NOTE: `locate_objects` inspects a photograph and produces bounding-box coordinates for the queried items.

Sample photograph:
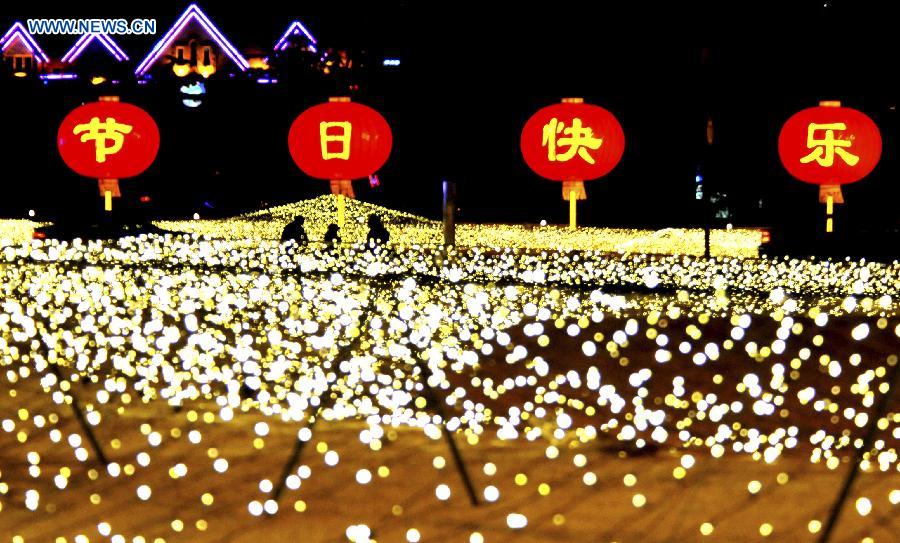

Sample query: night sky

[2,0,898,234]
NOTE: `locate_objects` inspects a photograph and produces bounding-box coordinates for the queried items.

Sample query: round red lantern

[288,99,392,198]
[58,101,160,179]
[778,101,881,232]
[521,98,625,201]
[778,104,881,187]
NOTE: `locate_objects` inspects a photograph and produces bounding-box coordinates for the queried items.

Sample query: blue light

[695,174,703,183]
[179,81,206,95]
[383,58,400,66]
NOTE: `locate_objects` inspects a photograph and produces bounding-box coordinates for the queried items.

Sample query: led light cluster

[156,195,764,256]
[0,200,896,542]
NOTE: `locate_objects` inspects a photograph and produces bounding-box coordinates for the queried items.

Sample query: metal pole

[704,222,711,258]
[337,193,346,228]
[269,291,374,507]
[701,57,713,259]
[270,414,322,505]
[415,357,480,506]
[442,180,456,247]
[270,279,479,509]
[568,190,577,230]
[50,365,109,466]
[817,358,900,543]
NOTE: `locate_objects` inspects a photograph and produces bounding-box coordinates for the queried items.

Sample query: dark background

[2,0,898,236]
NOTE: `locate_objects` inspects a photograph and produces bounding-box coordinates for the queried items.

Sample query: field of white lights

[0,196,897,543]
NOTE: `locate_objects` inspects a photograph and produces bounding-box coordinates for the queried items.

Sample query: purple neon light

[60,33,91,62]
[273,21,317,52]
[40,73,78,80]
[61,33,129,63]
[135,3,249,76]
[0,22,49,63]
[99,34,129,60]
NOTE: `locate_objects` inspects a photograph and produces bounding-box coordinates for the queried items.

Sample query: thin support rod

[415,358,480,507]
[269,415,320,504]
[50,365,109,466]
[818,359,900,543]
[269,282,381,507]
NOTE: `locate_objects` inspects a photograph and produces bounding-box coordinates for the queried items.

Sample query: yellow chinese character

[800,122,859,167]
[320,121,352,160]
[73,117,133,163]
[542,117,602,164]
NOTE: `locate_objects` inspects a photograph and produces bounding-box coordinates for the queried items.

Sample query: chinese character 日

[73,117,133,163]
[542,117,603,164]
[320,121,352,160]
[800,122,859,167]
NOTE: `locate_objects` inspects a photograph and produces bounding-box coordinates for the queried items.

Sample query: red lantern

[778,101,881,232]
[521,99,625,200]
[288,99,392,198]
[778,104,881,189]
[58,101,160,180]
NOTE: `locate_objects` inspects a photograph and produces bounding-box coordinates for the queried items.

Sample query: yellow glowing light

[855,497,872,516]
[196,63,216,78]
[543,117,602,164]
[73,117,133,163]
[320,121,352,160]
[0,193,896,543]
[800,123,859,167]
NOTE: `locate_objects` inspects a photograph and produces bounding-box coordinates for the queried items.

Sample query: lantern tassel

[98,178,121,198]
[818,184,843,204]
[330,179,355,199]
[561,180,586,200]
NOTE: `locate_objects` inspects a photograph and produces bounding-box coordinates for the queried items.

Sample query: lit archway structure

[273,20,318,53]
[134,3,249,79]
[0,22,49,77]
[61,33,129,63]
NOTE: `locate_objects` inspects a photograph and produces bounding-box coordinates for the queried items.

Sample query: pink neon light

[0,22,49,63]
[134,3,248,76]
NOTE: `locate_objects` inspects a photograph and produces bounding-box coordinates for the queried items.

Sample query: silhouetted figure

[366,214,389,246]
[280,215,309,244]
[324,223,341,245]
